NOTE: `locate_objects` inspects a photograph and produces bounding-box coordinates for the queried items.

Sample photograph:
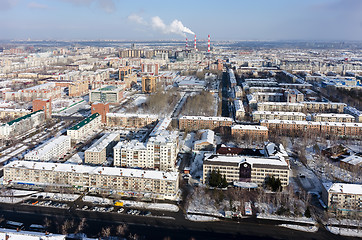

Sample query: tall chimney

[194,35,197,51]
[208,34,210,52]
[186,38,188,50]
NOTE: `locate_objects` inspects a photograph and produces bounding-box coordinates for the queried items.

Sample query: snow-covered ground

[0,196,28,204]
[65,152,84,164]
[179,132,195,152]
[0,189,38,197]
[186,214,220,222]
[82,196,112,205]
[326,226,362,237]
[257,213,316,224]
[328,218,362,227]
[82,196,179,212]
[190,151,204,179]
[34,192,80,201]
[279,224,318,233]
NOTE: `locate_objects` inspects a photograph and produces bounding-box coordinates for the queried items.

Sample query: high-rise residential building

[33,98,52,119]
[91,102,110,124]
[142,76,156,93]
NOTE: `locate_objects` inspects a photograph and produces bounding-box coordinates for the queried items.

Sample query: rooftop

[68,113,100,131]
[3,110,43,127]
[85,133,119,153]
[6,161,179,181]
[323,182,362,195]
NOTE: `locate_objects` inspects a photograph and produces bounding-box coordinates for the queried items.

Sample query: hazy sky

[1,0,362,41]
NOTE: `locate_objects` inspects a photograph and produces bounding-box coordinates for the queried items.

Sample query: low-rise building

[67,113,102,142]
[106,113,158,128]
[0,110,45,139]
[312,113,355,123]
[344,106,362,123]
[231,125,268,141]
[203,152,290,187]
[24,136,71,161]
[3,161,179,200]
[194,129,214,151]
[0,108,31,120]
[84,133,120,165]
[179,116,233,131]
[89,86,124,104]
[252,111,306,122]
[322,182,362,217]
[284,89,304,103]
[234,100,245,121]
[339,155,362,173]
[260,119,362,138]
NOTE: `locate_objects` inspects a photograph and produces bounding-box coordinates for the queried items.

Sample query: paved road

[0,203,358,240]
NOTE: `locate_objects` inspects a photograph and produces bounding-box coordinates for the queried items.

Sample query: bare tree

[101,226,111,238]
[116,223,128,236]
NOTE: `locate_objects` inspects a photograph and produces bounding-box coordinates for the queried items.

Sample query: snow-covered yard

[186,214,220,222]
[279,224,318,233]
[257,213,316,224]
[326,226,362,238]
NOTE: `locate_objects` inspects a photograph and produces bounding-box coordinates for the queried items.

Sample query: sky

[0,0,362,41]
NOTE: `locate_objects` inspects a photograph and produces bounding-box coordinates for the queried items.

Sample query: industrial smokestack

[208,34,210,52]
[186,38,188,50]
[194,35,197,51]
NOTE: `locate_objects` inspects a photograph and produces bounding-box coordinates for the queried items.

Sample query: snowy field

[186,214,220,222]
[279,224,318,233]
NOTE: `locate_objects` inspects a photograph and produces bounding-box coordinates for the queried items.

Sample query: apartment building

[284,89,304,103]
[260,119,362,138]
[67,113,102,142]
[234,100,245,121]
[257,102,305,112]
[194,129,215,151]
[179,116,233,131]
[252,111,306,122]
[114,131,178,171]
[312,113,355,123]
[344,106,362,123]
[0,109,31,120]
[3,83,61,102]
[33,98,51,119]
[339,155,362,173]
[106,113,158,128]
[119,66,137,88]
[203,154,290,187]
[89,86,124,104]
[322,182,362,217]
[84,133,120,165]
[3,161,179,200]
[231,125,269,140]
[142,76,157,93]
[24,136,71,161]
[257,102,346,113]
[0,110,44,139]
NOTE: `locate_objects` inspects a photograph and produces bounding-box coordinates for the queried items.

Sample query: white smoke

[151,16,195,36]
[128,14,195,37]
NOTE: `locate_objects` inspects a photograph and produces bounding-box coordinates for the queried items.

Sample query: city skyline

[1,0,362,41]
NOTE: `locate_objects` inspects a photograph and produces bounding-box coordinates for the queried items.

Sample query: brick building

[33,98,52,119]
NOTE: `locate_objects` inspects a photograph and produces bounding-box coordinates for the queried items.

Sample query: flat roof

[323,182,362,195]
[180,115,233,122]
[340,155,362,166]
[85,133,119,153]
[204,154,289,167]
[232,125,268,131]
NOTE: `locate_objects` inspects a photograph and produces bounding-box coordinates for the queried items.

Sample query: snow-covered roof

[257,102,304,107]
[24,136,70,159]
[314,113,355,119]
[340,155,362,166]
[194,129,214,146]
[260,119,362,127]
[180,116,233,122]
[150,118,171,137]
[253,111,306,116]
[323,182,362,195]
[114,140,147,151]
[204,154,289,167]
[85,133,119,153]
[6,161,178,181]
[106,112,158,119]
[232,125,268,131]
[234,100,245,112]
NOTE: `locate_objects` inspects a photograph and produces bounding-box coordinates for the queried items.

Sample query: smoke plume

[128,14,194,37]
